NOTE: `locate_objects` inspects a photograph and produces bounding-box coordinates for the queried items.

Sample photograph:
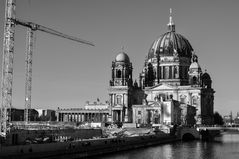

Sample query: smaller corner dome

[115,52,130,63]
[189,62,201,69]
[202,72,211,80]
[201,72,212,88]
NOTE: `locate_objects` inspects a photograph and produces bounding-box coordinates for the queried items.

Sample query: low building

[35,109,56,121]
[223,115,233,126]
[56,102,109,123]
[9,108,39,121]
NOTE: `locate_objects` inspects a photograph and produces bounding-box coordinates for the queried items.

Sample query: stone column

[124,94,128,122]
[124,109,128,122]
[82,113,84,122]
[61,113,63,122]
[72,113,75,122]
[59,113,61,122]
[151,110,154,124]
[67,113,69,122]
[112,94,115,106]
[125,94,128,106]
[176,66,179,79]
[188,93,192,105]
[56,111,59,122]
[77,113,79,122]
[122,67,125,85]
[123,93,125,106]
[100,113,102,122]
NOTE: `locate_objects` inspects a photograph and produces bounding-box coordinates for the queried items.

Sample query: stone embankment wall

[6,128,102,145]
[0,134,178,159]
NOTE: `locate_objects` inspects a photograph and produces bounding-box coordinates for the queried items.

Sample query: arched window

[192,96,198,106]
[116,95,122,105]
[192,76,197,85]
[116,70,121,78]
[165,66,169,79]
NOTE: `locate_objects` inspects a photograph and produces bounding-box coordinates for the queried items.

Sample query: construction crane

[14,18,94,123]
[1,0,94,137]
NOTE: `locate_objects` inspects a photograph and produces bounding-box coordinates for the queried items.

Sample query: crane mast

[0,0,16,136]
[24,28,34,122]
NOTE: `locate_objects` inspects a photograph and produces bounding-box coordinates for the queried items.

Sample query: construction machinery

[15,18,94,123]
[1,0,94,137]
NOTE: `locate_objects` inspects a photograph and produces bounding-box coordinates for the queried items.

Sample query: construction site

[0,0,100,143]
[0,0,169,147]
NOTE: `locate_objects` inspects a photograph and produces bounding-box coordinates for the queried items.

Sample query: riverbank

[0,133,179,159]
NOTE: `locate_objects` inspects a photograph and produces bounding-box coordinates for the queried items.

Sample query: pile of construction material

[103,126,166,138]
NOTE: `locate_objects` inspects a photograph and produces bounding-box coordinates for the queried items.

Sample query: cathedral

[108,10,215,125]
[57,10,215,126]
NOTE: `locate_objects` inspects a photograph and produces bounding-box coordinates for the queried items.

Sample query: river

[91,132,239,159]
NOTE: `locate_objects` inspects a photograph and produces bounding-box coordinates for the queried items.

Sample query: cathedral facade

[109,11,215,125]
[57,10,215,126]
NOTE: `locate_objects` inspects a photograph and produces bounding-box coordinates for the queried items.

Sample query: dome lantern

[167,8,175,32]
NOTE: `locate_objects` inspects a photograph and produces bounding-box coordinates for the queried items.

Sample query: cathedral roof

[115,52,130,63]
[147,9,193,59]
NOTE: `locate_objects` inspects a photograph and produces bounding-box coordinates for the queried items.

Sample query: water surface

[92,133,239,159]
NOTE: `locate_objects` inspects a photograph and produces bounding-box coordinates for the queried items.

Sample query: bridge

[177,127,200,140]
[198,126,239,131]
[176,126,238,141]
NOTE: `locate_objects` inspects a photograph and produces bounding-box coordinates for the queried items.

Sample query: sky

[0,0,239,116]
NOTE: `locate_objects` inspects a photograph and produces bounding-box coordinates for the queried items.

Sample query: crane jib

[14,18,95,46]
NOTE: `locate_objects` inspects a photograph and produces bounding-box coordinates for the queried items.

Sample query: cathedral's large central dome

[148,31,193,59]
[141,9,196,87]
[147,9,193,60]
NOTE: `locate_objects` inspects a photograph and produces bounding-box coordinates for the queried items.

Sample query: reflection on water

[92,133,239,159]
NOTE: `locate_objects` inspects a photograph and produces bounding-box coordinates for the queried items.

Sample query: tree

[213,112,224,125]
